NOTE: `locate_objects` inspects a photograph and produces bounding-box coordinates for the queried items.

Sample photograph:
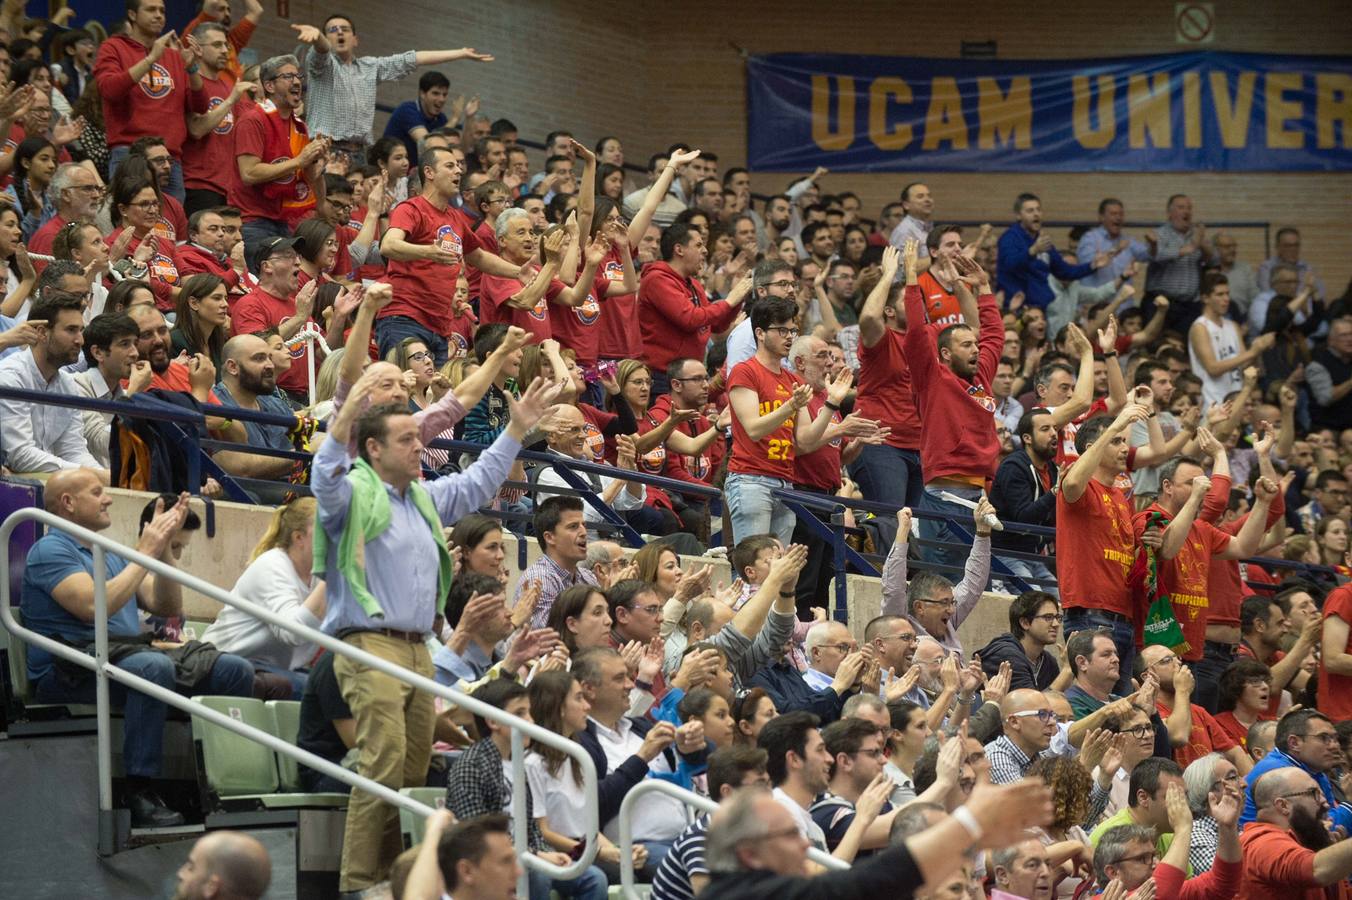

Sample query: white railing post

[0,507,599,872]
[92,545,116,856]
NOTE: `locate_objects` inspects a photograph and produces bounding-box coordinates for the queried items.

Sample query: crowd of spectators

[4,2,1352,900]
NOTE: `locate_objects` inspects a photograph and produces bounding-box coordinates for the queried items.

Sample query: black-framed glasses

[673,374,710,384]
[1280,787,1323,803]
[327,199,353,215]
[1116,725,1154,739]
[1032,613,1063,624]
[878,633,918,644]
[764,326,798,338]
[1113,850,1159,867]
[767,279,799,289]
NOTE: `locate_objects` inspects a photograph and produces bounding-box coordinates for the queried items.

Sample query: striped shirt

[650,814,710,900]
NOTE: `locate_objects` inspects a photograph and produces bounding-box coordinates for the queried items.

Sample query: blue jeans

[999,557,1059,598]
[109,146,185,203]
[918,484,987,580]
[725,472,795,547]
[528,863,608,900]
[35,649,255,777]
[1062,607,1136,696]
[847,444,923,510]
[240,218,292,271]
[375,315,450,367]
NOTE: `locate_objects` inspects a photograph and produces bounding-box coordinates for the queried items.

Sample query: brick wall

[245,0,1352,293]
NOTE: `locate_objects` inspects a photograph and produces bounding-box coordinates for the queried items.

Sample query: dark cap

[248,236,301,275]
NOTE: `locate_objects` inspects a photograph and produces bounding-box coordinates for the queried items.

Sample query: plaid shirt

[514,554,599,630]
[984,734,1044,784]
[1188,815,1220,874]
[445,737,543,852]
[1144,224,1208,301]
[304,49,417,142]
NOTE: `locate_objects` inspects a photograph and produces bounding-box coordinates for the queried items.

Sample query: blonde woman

[201,498,326,697]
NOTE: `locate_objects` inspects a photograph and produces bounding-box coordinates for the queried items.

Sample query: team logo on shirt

[574,291,601,325]
[150,253,179,285]
[208,97,235,134]
[966,384,997,413]
[583,421,604,462]
[435,225,463,265]
[685,451,710,480]
[270,156,296,184]
[152,217,176,242]
[139,63,174,98]
[449,332,470,356]
[639,444,666,475]
[603,259,624,282]
[528,294,548,321]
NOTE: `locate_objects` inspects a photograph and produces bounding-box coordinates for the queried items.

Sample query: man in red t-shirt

[639,357,723,540]
[181,21,256,217]
[231,236,320,403]
[1134,446,1275,662]
[788,332,885,612]
[726,295,851,546]
[1058,400,1152,694]
[1242,768,1352,900]
[183,0,263,86]
[1138,644,1251,773]
[851,244,925,511]
[229,54,328,259]
[1238,595,1321,719]
[1319,582,1352,723]
[376,145,528,365]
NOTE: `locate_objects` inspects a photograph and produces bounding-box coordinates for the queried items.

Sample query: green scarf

[313,458,451,618]
[1140,509,1189,655]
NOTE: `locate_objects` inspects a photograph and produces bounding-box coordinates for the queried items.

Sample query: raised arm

[628,148,701,248]
[795,368,855,454]
[413,47,494,66]
[1061,402,1149,503]
[1158,474,1210,560]
[1048,324,1095,429]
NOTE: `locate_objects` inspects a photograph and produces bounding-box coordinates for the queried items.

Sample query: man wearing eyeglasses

[983,689,1059,784]
[811,719,897,858]
[724,258,795,373]
[640,357,723,542]
[1137,645,1252,775]
[726,295,844,546]
[291,15,492,153]
[181,21,257,217]
[1243,766,1352,900]
[1241,709,1352,835]
[27,163,103,262]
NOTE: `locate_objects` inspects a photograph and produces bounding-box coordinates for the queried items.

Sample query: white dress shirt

[0,348,98,472]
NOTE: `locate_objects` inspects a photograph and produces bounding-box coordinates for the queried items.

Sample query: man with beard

[991,408,1059,590]
[126,304,244,441]
[181,21,256,216]
[760,711,835,853]
[230,54,329,254]
[990,836,1053,900]
[1242,709,1352,834]
[184,0,265,85]
[171,830,271,900]
[1243,767,1352,900]
[27,162,104,260]
[210,334,295,481]
[976,592,1061,692]
[0,292,104,476]
[232,236,321,404]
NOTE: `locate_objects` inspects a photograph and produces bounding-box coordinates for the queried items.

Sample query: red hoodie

[902,284,1004,484]
[638,262,738,372]
[1199,471,1286,627]
[94,34,206,155]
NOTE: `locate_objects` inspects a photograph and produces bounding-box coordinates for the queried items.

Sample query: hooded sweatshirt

[638,261,739,372]
[94,34,205,154]
[976,632,1060,692]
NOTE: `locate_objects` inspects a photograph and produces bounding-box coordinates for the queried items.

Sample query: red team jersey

[1058,479,1137,619]
[727,357,803,482]
[378,197,481,336]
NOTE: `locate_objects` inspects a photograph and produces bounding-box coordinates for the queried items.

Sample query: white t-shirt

[773,786,828,851]
[526,751,588,838]
[201,547,319,669]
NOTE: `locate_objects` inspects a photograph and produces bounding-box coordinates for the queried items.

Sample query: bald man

[211,334,297,482]
[20,472,253,827]
[1136,644,1251,775]
[172,831,272,900]
[983,689,1058,783]
[1243,767,1352,900]
[535,404,651,536]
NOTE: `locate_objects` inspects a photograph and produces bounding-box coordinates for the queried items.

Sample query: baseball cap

[248,236,301,274]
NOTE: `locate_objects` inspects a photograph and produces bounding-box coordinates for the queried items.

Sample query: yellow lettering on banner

[1128,72,1172,148]
[1182,71,1203,148]
[869,77,913,150]
[1316,73,1352,148]
[1210,71,1255,148]
[976,77,1032,149]
[922,77,970,149]
[1072,75,1116,149]
[811,75,855,151]
[1266,72,1304,148]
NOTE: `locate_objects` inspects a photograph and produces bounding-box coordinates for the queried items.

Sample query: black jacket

[989,448,1057,554]
[976,632,1060,692]
[702,840,922,900]
[575,715,707,828]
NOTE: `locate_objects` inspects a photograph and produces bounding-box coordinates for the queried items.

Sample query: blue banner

[746,51,1352,172]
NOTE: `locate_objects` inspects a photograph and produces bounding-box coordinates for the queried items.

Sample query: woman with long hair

[544,585,612,657]
[732,687,777,746]
[633,543,685,601]
[200,498,325,697]
[367,136,409,203]
[448,513,509,582]
[170,273,230,367]
[294,217,338,292]
[108,177,178,311]
[597,163,624,202]
[1025,755,1096,898]
[526,670,643,882]
[1316,516,1350,571]
[0,199,36,318]
[7,136,57,241]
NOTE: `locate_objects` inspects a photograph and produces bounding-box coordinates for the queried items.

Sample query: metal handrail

[0,507,599,893]
[615,779,847,899]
